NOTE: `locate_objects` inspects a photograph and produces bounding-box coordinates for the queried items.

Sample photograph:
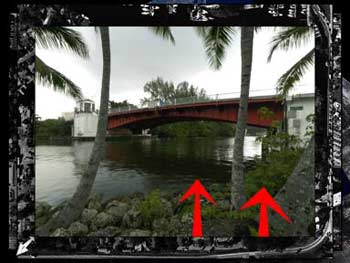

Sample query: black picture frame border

[8,3,340,259]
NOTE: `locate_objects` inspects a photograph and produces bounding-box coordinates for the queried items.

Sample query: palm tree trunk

[231,27,254,210]
[38,27,111,234]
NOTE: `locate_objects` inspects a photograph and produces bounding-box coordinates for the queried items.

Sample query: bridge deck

[107,95,284,130]
[108,95,282,117]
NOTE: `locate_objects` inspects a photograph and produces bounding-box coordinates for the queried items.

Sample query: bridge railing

[109,89,277,114]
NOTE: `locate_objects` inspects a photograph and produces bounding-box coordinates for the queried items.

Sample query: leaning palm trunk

[38,27,111,234]
[231,27,254,210]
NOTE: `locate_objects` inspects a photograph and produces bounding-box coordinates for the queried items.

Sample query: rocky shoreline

[36,184,252,237]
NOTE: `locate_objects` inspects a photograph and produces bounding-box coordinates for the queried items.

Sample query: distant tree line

[35,116,72,143]
[141,77,236,137]
[151,121,235,138]
[109,100,137,110]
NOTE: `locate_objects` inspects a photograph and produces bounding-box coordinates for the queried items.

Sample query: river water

[36,137,261,206]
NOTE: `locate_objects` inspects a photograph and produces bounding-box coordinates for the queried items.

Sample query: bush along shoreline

[36,185,259,237]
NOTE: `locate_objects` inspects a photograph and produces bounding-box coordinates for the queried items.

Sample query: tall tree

[141,77,206,105]
[38,27,111,234]
[267,27,314,97]
[38,27,175,234]
[34,27,89,99]
[196,26,255,209]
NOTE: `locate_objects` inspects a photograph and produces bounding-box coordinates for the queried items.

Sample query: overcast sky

[36,27,314,120]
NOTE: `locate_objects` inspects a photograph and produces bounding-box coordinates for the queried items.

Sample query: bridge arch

[107,97,284,131]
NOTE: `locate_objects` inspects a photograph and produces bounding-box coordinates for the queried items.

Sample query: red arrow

[240,187,292,237]
[179,179,216,237]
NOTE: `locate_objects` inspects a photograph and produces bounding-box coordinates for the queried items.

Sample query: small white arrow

[16,236,34,256]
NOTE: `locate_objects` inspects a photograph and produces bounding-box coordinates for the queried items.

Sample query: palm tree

[196,26,255,210]
[37,27,110,234]
[34,27,89,99]
[267,27,314,97]
[37,27,175,234]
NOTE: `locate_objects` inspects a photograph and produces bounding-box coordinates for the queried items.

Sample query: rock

[51,228,70,237]
[81,208,98,225]
[152,218,169,232]
[152,217,183,236]
[106,200,127,210]
[128,229,151,237]
[168,217,184,235]
[89,222,98,232]
[94,212,114,229]
[180,213,192,224]
[88,226,122,237]
[36,202,51,218]
[68,221,89,236]
[130,198,142,208]
[106,204,128,225]
[122,208,142,229]
[120,229,130,236]
[87,193,102,211]
[104,226,122,236]
[87,199,102,211]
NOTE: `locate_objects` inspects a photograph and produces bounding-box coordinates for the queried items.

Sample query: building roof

[77,99,95,103]
[286,93,315,101]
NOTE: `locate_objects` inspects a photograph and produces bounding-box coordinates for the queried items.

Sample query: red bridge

[107,95,284,131]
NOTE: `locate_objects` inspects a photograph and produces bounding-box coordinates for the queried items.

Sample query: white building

[73,99,98,138]
[286,93,315,140]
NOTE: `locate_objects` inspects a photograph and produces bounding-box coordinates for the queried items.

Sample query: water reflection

[36,137,261,206]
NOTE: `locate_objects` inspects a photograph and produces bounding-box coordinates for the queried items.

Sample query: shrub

[138,189,171,227]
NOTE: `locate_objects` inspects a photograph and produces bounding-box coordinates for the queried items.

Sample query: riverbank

[36,184,258,237]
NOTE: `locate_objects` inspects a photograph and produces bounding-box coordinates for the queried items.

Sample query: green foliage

[245,148,302,197]
[34,27,89,58]
[257,106,275,120]
[34,27,89,99]
[276,49,314,98]
[35,117,72,142]
[228,208,257,221]
[141,77,207,106]
[109,100,137,110]
[248,225,259,237]
[197,26,236,70]
[36,56,83,99]
[151,121,235,138]
[267,27,314,97]
[138,189,170,227]
[246,126,303,198]
[267,27,313,62]
[148,27,175,44]
[202,206,224,220]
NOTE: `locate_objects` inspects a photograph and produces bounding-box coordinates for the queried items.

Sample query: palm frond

[200,26,235,70]
[267,27,313,62]
[254,26,262,34]
[35,56,83,99]
[277,48,314,97]
[194,27,209,38]
[148,27,175,44]
[34,27,89,58]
